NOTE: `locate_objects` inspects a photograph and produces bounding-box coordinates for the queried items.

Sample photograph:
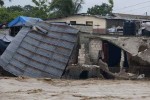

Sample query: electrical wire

[113,0,150,11]
[121,5,150,13]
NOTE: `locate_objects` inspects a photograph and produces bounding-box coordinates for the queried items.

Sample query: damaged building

[0,21,79,78]
[0,13,150,79]
[87,35,150,76]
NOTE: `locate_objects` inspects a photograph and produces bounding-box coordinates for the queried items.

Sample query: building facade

[47,15,108,34]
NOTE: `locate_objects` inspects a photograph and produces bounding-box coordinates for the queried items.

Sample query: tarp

[8,16,43,27]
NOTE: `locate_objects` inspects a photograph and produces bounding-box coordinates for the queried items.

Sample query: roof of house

[0,21,79,78]
[112,13,150,20]
[46,14,112,21]
[47,13,150,22]
[8,16,43,27]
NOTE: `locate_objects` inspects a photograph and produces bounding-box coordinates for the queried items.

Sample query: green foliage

[0,0,84,23]
[7,5,24,12]
[32,0,50,12]
[32,0,51,19]
[73,0,84,13]
[0,0,4,6]
[87,0,114,16]
[24,5,34,11]
[109,0,114,7]
[0,4,48,23]
[50,0,74,17]
[0,7,23,23]
[50,0,84,18]
[29,7,49,19]
[0,8,10,23]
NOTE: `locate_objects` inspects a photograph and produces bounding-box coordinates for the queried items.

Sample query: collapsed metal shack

[0,21,79,78]
[88,35,150,76]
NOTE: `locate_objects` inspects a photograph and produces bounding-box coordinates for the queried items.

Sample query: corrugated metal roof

[0,22,79,78]
[113,13,150,20]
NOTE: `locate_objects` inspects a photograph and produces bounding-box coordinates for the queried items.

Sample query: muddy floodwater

[0,77,150,100]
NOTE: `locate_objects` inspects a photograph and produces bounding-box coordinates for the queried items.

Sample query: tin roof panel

[0,22,79,78]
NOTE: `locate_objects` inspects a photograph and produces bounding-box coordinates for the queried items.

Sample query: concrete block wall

[89,39,102,64]
[63,65,103,79]
[78,44,86,65]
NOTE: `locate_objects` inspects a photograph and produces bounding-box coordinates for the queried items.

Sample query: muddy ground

[0,77,150,100]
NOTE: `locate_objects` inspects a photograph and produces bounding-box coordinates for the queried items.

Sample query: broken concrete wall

[89,38,102,64]
[88,36,150,77]
[78,44,86,65]
[79,32,90,52]
[63,65,103,79]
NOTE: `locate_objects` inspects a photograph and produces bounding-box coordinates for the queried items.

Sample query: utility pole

[146,12,148,16]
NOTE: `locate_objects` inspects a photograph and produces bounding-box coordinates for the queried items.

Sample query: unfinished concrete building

[87,35,150,77]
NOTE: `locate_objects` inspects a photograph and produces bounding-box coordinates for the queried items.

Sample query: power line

[113,0,150,11]
[121,5,150,13]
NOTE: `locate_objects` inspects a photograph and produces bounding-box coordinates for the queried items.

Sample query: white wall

[47,15,107,29]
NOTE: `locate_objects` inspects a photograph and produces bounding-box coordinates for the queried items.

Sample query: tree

[0,0,12,7]
[31,0,84,18]
[87,0,114,16]
[50,0,84,18]
[109,0,114,12]
[0,0,4,6]
[0,7,23,23]
[32,0,50,12]
[0,4,24,23]
[73,0,84,14]
[32,0,51,19]
[7,5,23,12]
[0,8,10,23]
[23,5,35,17]
[50,0,74,17]
[24,5,34,12]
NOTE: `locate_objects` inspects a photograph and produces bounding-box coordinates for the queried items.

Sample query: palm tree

[50,0,84,17]
[50,0,74,17]
[73,0,84,14]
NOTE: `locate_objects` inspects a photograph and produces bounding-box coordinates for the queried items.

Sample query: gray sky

[4,0,150,15]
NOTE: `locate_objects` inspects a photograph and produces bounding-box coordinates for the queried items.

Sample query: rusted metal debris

[0,21,79,78]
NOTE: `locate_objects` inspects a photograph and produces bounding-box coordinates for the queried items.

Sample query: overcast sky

[4,0,150,15]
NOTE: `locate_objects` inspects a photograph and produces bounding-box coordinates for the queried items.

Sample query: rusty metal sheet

[0,22,79,78]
